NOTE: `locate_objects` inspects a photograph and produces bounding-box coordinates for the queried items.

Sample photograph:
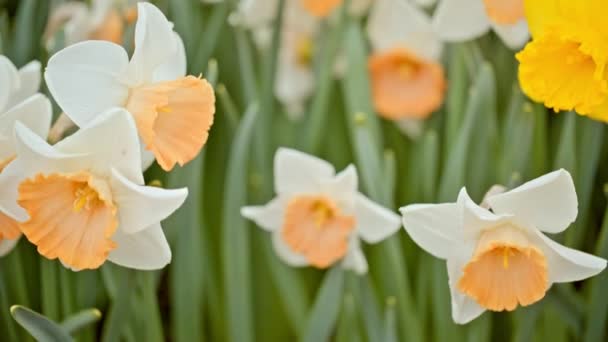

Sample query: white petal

[0,237,19,257]
[0,55,19,111]
[400,202,461,259]
[447,255,486,324]
[274,39,315,113]
[491,20,530,50]
[486,169,577,234]
[241,196,287,232]
[128,3,177,84]
[108,223,171,270]
[321,165,358,211]
[7,61,41,108]
[110,169,188,234]
[367,0,442,60]
[152,33,187,82]
[355,193,400,244]
[274,148,335,195]
[272,230,308,267]
[0,159,30,221]
[44,41,130,127]
[458,188,509,237]
[432,0,491,43]
[0,94,52,160]
[341,237,368,274]
[55,108,144,183]
[141,148,156,171]
[532,230,606,284]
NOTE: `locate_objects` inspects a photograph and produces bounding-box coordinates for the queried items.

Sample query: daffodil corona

[45,3,215,171]
[242,148,401,273]
[400,170,606,323]
[0,110,187,270]
[516,0,608,121]
[0,56,51,257]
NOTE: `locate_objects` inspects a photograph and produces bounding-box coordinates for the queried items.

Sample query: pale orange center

[483,0,525,25]
[295,35,314,67]
[18,172,118,270]
[282,196,355,268]
[126,76,216,171]
[90,9,124,44]
[0,156,20,242]
[301,0,343,17]
[368,48,446,121]
[458,226,548,312]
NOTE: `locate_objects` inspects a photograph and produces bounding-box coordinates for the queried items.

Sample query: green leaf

[383,297,398,342]
[222,105,259,342]
[10,305,73,342]
[60,309,102,334]
[303,267,345,342]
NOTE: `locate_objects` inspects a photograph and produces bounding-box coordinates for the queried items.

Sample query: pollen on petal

[282,196,355,268]
[126,76,216,171]
[483,0,524,25]
[90,9,124,44]
[457,226,548,312]
[368,48,446,121]
[17,172,118,270]
[301,0,343,18]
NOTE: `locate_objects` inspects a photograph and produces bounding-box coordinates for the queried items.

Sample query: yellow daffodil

[0,56,51,257]
[45,3,215,171]
[401,170,606,324]
[0,110,186,270]
[516,0,608,121]
[242,148,401,274]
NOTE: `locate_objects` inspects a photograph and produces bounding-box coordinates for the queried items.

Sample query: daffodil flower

[45,2,215,171]
[241,148,401,274]
[517,0,608,121]
[0,56,51,257]
[401,170,606,324]
[0,109,187,270]
[433,0,529,49]
[367,0,445,132]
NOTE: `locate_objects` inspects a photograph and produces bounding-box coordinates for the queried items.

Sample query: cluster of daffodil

[0,0,607,337]
[0,3,215,271]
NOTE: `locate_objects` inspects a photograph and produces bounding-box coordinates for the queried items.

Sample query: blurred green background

[0,0,607,341]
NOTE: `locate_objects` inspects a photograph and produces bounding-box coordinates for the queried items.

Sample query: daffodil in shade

[517,1,608,121]
[400,170,606,324]
[45,2,215,171]
[241,148,401,274]
[0,109,187,270]
[0,56,51,257]
[367,0,445,132]
[432,0,529,49]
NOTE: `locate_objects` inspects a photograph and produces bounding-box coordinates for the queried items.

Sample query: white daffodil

[0,56,51,257]
[45,2,215,172]
[366,0,445,137]
[0,109,187,271]
[241,148,401,274]
[432,0,529,49]
[401,170,607,324]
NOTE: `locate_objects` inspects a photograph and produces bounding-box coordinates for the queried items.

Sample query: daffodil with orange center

[401,170,607,324]
[0,109,187,270]
[242,148,401,273]
[45,2,215,171]
[366,0,445,131]
[0,55,51,257]
[516,0,608,121]
[432,0,529,49]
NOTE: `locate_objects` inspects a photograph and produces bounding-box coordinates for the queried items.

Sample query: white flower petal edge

[241,196,287,232]
[44,41,130,126]
[0,237,20,257]
[342,237,368,274]
[490,20,530,50]
[8,61,42,108]
[272,230,308,267]
[274,147,335,195]
[367,0,442,61]
[110,169,188,234]
[108,223,172,270]
[447,256,485,324]
[0,55,20,111]
[487,169,577,234]
[432,0,490,43]
[356,193,401,244]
